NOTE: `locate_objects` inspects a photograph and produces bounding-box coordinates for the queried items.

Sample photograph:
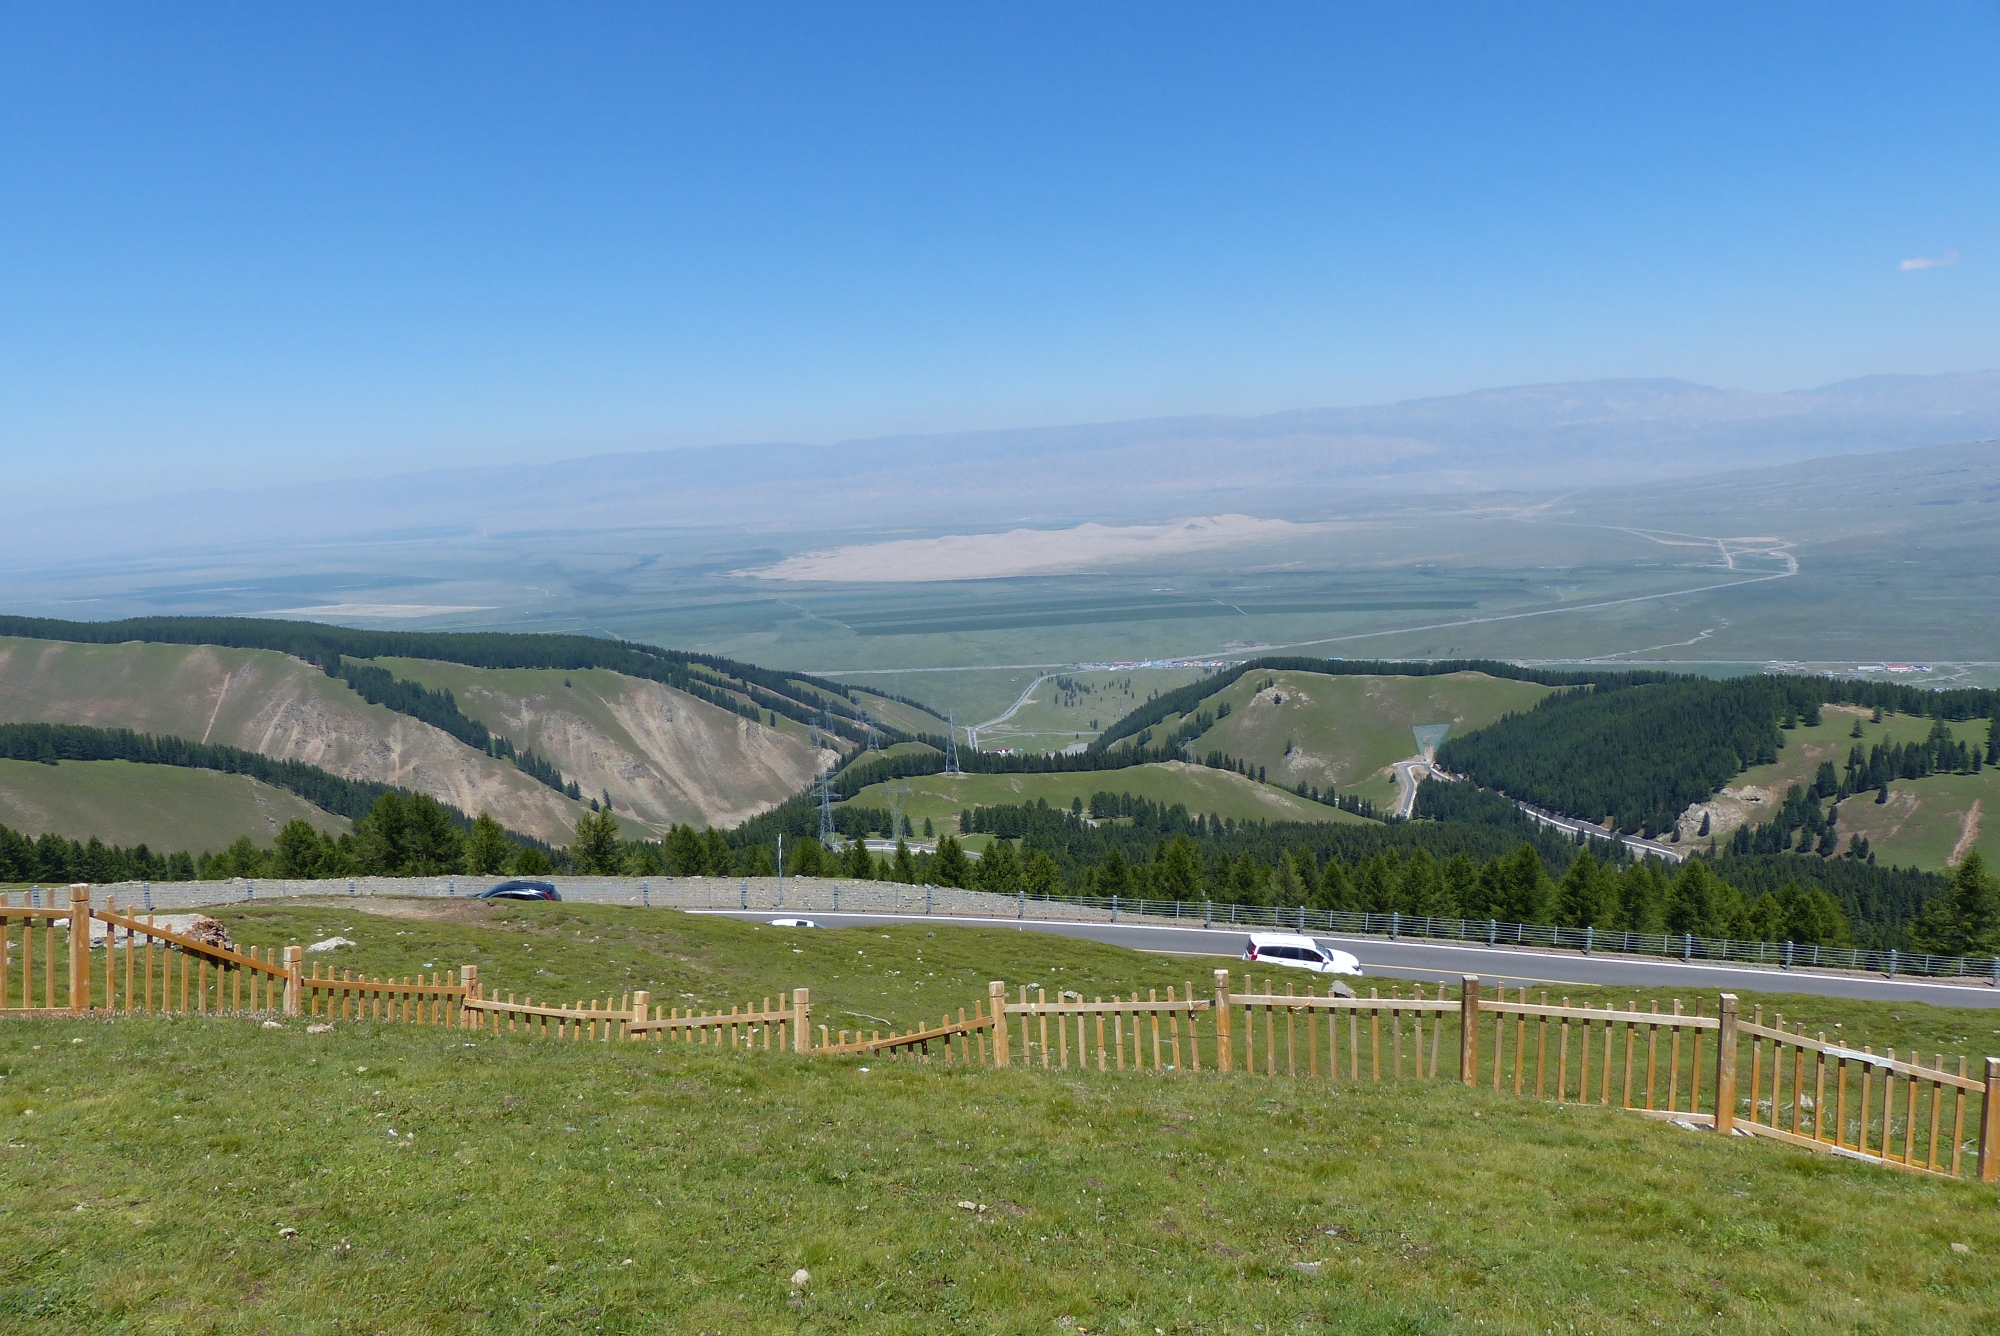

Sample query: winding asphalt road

[694,909,2000,1008]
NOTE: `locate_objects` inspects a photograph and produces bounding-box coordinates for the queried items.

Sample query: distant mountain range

[10,371,2000,564]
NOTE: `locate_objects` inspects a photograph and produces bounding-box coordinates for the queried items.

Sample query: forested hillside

[1437,678,1788,835]
[1435,674,1998,838]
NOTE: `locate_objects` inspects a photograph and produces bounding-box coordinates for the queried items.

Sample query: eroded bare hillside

[0,636,589,843]
[373,658,835,831]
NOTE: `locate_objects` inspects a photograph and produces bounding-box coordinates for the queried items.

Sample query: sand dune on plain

[741,514,1319,582]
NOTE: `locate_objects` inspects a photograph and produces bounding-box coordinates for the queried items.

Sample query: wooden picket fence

[299,962,467,1025]
[816,990,999,1063]
[0,898,72,1014]
[7,885,1999,1184]
[1728,1002,1985,1177]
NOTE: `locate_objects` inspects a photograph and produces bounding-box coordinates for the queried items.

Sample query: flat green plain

[2,901,1997,1334]
[0,758,348,853]
[843,760,1374,832]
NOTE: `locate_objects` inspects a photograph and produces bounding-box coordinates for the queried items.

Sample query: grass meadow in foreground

[0,903,1996,1334]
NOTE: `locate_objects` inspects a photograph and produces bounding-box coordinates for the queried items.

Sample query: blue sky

[4,3,1996,500]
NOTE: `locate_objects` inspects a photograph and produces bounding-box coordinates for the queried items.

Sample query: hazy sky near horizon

[4,4,1997,502]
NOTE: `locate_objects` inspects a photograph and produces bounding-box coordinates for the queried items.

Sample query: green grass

[843,761,1374,835]
[1731,706,1941,800]
[1191,671,1553,800]
[969,669,1210,753]
[845,692,948,739]
[4,901,1999,1334]
[836,741,938,779]
[1699,706,1995,869]
[1835,771,1997,871]
[0,758,348,853]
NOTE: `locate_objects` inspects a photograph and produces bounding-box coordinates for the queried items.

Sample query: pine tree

[932,835,970,888]
[1911,853,2000,956]
[665,824,705,876]
[978,839,1022,894]
[1093,845,1131,896]
[570,807,623,875]
[463,812,513,875]
[1272,850,1306,904]
[1024,850,1061,897]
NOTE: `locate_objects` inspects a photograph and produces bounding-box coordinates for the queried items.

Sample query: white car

[768,918,820,929]
[1243,932,1361,976]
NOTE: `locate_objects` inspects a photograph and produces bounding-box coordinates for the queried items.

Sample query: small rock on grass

[306,1024,333,1034]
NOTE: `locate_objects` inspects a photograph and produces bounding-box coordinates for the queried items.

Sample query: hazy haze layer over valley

[7,373,1998,722]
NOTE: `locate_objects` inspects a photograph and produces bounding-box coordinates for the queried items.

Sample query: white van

[1243,932,1362,977]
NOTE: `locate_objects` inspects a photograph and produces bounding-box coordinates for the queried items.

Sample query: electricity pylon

[943,710,963,777]
[817,769,837,849]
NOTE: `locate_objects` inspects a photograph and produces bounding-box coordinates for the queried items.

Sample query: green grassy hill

[0,635,590,843]
[970,668,1209,752]
[1191,670,1552,806]
[844,760,1375,833]
[844,689,949,738]
[0,758,348,854]
[4,901,1994,1333]
[372,657,831,836]
[1834,771,1995,870]
[1685,705,1996,869]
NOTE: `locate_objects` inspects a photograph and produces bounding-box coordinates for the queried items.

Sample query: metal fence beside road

[25,874,1997,987]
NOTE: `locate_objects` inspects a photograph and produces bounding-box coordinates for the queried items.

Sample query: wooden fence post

[630,990,650,1040]
[1979,1056,2000,1184]
[793,988,811,1053]
[68,885,92,1013]
[1714,994,1739,1134]
[282,946,303,1017]
[459,965,479,1029]
[1213,969,1233,1072]
[1459,975,1479,1085]
[989,981,1010,1067]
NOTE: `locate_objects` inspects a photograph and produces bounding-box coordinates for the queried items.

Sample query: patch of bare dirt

[0,638,588,843]
[455,673,826,832]
[289,896,497,925]
[1678,784,1774,842]
[1949,798,1983,866]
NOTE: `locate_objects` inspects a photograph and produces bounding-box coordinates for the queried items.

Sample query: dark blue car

[477,879,561,901]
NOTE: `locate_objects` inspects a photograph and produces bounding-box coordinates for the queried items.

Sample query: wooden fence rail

[629,988,806,1052]
[1468,986,1719,1122]
[0,899,73,1013]
[7,886,2000,1185]
[816,994,997,1065]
